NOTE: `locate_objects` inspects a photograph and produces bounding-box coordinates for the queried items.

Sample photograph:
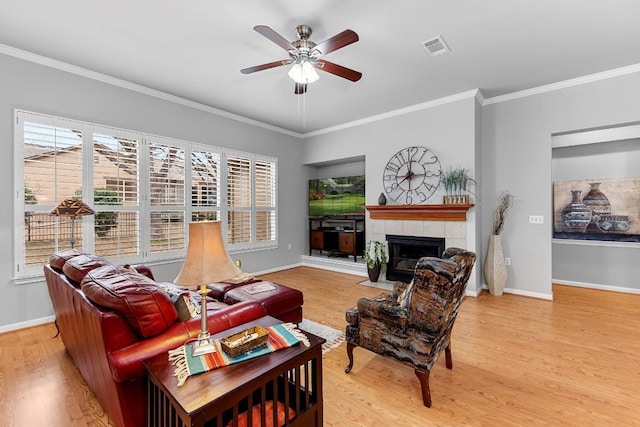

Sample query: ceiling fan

[241,24,362,95]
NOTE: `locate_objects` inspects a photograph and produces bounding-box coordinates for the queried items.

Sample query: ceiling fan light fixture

[288,60,319,84]
[242,24,360,92]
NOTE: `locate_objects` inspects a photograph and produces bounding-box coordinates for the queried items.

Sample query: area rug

[298,319,345,355]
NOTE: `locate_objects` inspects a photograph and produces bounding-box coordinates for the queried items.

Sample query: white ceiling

[2,1,640,135]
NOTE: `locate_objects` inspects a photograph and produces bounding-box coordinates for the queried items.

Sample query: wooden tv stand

[309,215,365,262]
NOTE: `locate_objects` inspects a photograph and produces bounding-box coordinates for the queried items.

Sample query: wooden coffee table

[144,316,325,427]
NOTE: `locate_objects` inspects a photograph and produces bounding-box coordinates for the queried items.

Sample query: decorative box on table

[220,325,270,358]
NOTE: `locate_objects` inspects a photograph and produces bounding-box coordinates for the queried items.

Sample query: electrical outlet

[288,243,292,250]
[504,257,511,266]
[529,215,544,224]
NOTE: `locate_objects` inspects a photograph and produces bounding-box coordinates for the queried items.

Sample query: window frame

[14,110,278,281]
[224,149,278,252]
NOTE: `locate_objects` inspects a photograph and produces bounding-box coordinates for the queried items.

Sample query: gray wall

[311,160,366,180]
[0,53,308,329]
[483,71,640,298]
[3,49,639,329]
[303,95,481,290]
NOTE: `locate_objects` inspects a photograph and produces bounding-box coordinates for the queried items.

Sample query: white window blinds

[15,110,278,280]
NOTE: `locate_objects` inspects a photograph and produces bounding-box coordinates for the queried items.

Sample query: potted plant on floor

[485,191,514,296]
[364,240,388,282]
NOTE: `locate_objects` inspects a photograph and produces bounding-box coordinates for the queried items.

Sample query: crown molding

[302,89,480,138]
[0,44,303,138]
[483,63,640,105]
[474,89,486,105]
[4,43,640,139]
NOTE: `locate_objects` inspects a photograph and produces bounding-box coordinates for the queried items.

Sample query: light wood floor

[1,267,639,426]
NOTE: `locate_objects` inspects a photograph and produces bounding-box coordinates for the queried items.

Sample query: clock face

[383,146,442,204]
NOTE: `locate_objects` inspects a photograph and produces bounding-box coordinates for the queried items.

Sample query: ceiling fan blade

[315,60,362,82]
[241,59,291,74]
[254,25,296,51]
[313,29,359,55]
[294,83,308,95]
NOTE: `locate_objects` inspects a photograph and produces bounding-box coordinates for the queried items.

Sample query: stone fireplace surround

[369,218,468,254]
[368,217,468,281]
[302,204,475,292]
[386,234,446,282]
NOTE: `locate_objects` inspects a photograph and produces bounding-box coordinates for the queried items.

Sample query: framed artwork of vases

[553,177,640,242]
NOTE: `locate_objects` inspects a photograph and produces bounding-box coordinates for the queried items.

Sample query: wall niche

[551,122,640,293]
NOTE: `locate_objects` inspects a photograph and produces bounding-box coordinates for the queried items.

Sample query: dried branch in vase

[492,191,514,235]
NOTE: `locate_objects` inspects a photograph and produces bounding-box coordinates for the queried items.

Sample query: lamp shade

[174,221,241,287]
[49,199,95,218]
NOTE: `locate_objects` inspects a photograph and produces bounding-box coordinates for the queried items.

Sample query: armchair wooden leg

[414,369,432,407]
[445,344,452,369]
[345,342,356,373]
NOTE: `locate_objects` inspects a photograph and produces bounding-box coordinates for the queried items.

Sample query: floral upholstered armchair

[345,247,476,407]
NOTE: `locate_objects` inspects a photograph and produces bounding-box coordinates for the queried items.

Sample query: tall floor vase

[484,235,507,296]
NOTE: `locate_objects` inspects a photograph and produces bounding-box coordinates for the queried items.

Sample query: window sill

[13,274,47,286]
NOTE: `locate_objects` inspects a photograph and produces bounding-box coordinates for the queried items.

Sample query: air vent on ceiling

[421,35,450,57]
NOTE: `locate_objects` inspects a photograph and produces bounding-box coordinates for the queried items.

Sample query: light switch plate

[529,215,544,224]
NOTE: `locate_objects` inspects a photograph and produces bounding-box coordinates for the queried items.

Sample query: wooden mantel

[365,204,474,221]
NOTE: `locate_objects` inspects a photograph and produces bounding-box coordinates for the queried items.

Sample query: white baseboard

[553,279,640,295]
[253,262,304,276]
[465,286,483,297]
[300,255,368,277]
[480,284,554,300]
[0,315,55,334]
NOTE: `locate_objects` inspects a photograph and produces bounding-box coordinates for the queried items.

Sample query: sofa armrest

[108,301,267,382]
[356,294,408,329]
[130,264,154,280]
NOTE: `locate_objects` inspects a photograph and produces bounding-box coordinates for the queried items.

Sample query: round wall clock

[383,146,442,204]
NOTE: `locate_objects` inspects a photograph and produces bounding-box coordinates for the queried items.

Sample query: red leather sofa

[44,249,277,427]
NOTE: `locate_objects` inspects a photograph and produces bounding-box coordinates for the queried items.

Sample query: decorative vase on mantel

[484,234,507,296]
[367,262,381,282]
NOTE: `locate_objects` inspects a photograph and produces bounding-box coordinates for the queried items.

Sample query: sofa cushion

[49,249,83,272]
[62,253,113,286]
[81,266,178,338]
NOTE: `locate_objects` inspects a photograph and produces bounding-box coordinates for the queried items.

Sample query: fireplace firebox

[386,235,446,282]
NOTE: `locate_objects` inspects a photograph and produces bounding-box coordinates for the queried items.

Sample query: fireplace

[386,235,446,282]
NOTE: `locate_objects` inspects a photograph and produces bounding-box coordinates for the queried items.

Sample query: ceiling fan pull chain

[302,88,307,129]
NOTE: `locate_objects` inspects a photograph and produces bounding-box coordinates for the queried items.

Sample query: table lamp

[49,199,96,249]
[174,221,241,356]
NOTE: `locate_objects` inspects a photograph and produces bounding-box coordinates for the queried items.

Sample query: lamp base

[190,284,216,356]
[191,333,216,356]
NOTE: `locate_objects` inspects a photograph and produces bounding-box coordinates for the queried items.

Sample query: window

[92,131,141,259]
[226,152,277,250]
[14,110,278,279]
[255,160,277,243]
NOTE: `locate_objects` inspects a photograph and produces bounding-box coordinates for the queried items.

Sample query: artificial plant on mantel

[484,191,514,296]
[442,166,475,204]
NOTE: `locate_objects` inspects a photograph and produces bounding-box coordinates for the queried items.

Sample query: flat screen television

[308,175,365,217]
